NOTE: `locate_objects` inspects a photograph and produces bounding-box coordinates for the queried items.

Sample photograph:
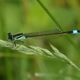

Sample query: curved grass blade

[37,0,63,31]
[50,44,80,71]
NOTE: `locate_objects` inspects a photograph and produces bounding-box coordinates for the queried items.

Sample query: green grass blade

[50,44,80,71]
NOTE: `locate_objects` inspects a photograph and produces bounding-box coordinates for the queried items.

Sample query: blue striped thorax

[8,33,26,41]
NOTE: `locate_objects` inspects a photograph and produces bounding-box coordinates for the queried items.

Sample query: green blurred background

[0,0,80,80]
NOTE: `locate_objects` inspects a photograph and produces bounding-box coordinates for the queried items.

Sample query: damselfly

[8,0,79,45]
[8,29,80,42]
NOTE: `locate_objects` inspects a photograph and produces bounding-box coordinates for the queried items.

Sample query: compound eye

[8,33,13,41]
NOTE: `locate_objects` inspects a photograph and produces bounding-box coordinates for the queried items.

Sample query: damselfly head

[8,33,14,41]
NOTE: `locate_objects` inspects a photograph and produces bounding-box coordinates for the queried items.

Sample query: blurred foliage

[0,0,80,80]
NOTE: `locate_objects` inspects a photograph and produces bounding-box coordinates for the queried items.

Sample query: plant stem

[37,0,63,31]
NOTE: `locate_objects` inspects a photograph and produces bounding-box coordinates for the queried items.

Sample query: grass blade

[50,44,80,71]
